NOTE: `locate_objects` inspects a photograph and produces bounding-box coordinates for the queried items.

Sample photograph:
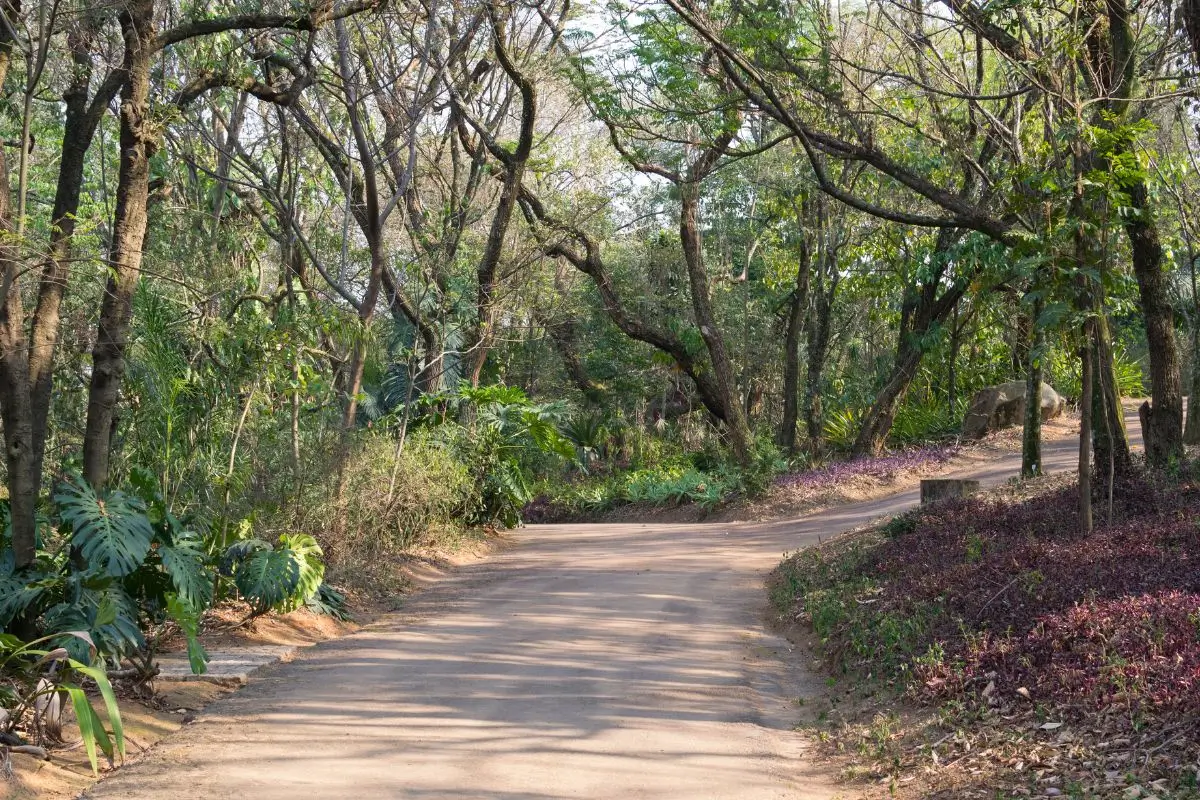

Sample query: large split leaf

[158,530,212,610]
[232,533,324,613]
[54,478,153,577]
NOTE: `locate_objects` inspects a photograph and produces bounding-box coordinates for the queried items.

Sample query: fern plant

[823,406,865,452]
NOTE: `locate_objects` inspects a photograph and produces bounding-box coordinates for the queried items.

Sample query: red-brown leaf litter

[864,471,1200,713]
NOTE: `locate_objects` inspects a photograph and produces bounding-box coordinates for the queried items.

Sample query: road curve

[84,425,1120,799]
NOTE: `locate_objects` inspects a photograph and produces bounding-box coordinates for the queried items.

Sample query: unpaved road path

[85,427,1118,799]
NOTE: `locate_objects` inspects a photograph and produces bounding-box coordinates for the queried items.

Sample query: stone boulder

[962,380,1065,439]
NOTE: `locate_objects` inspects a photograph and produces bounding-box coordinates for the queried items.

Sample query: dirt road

[84,431,1104,799]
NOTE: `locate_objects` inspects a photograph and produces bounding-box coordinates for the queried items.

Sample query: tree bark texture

[1079,327,1095,536]
[777,242,810,454]
[0,0,37,565]
[679,177,753,467]
[1123,178,1184,466]
[82,0,157,489]
[803,254,838,450]
[1021,297,1044,478]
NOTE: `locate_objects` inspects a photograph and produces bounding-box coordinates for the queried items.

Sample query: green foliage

[306,584,350,621]
[0,631,124,775]
[889,397,967,446]
[55,478,154,578]
[227,534,325,615]
[823,406,864,452]
[771,545,941,680]
[1,471,330,675]
[285,428,475,559]
[535,438,782,517]
[1046,342,1146,399]
[560,413,610,468]
[882,513,918,539]
[412,383,577,527]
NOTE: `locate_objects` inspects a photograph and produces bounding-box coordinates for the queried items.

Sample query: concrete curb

[156,644,299,684]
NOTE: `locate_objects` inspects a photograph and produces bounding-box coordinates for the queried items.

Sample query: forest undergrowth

[771,463,1200,798]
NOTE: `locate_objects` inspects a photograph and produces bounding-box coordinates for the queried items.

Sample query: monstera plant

[0,470,328,677]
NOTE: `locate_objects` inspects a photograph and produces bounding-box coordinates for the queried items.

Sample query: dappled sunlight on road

[85,423,1134,800]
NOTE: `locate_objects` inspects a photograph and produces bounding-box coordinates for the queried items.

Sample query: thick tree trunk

[851,343,924,457]
[0,2,37,566]
[82,0,156,490]
[1124,179,1184,466]
[680,181,753,467]
[852,230,966,457]
[29,31,115,489]
[537,309,602,404]
[0,220,38,566]
[777,244,810,455]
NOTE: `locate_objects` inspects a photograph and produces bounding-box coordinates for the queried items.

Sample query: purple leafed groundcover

[873,472,1200,713]
[774,445,960,492]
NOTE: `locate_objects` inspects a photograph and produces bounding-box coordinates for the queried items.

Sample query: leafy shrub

[295,429,474,558]
[823,406,864,451]
[0,471,329,675]
[882,512,918,538]
[1047,343,1146,399]
[560,413,610,468]
[889,397,965,446]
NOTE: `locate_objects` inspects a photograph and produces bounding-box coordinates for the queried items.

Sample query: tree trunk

[1124,179,1184,466]
[82,0,156,490]
[1089,310,1131,472]
[0,1,37,566]
[803,266,837,451]
[1079,326,1094,536]
[1021,297,1044,478]
[537,309,602,404]
[679,180,753,467]
[464,4,537,387]
[1187,320,1200,445]
[851,342,923,456]
[0,219,38,566]
[947,304,960,412]
[28,23,115,491]
[852,230,966,457]
[777,243,810,455]
[522,184,734,426]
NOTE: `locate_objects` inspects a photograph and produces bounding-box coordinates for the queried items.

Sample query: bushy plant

[560,413,610,468]
[294,429,474,557]
[430,383,575,527]
[774,470,1200,715]
[889,397,966,445]
[823,406,865,451]
[0,470,329,675]
[1046,342,1146,399]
